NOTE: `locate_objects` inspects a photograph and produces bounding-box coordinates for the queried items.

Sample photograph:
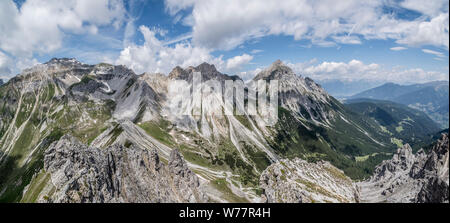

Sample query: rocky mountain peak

[253,60,295,81]
[168,66,187,79]
[168,62,236,82]
[272,59,283,66]
[44,58,83,66]
[195,62,217,73]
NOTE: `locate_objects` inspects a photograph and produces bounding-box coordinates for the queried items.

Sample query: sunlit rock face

[260,158,360,203]
[34,134,207,203]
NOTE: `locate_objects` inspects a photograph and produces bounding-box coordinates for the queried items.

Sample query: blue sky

[0,0,448,85]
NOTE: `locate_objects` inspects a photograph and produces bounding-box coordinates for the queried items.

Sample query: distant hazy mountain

[350,81,449,129]
[317,79,383,98]
[345,98,441,150]
[0,79,3,86]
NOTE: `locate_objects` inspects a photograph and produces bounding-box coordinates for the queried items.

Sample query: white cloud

[422,49,446,57]
[395,13,449,49]
[300,60,380,80]
[163,33,193,45]
[332,35,362,44]
[73,0,125,28]
[115,26,252,75]
[0,51,39,78]
[250,49,264,54]
[226,54,253,72]
[390,46,408,51]
[400,0,448,17]
[0,51,12,75]
[15,57,39,72]
[0,0,126,58]
[0,0,126,77]
[288,59,448,84]
[164,0,197,15]
[238,68,263,81]
[123,19,137,47]
[164,0,449,50]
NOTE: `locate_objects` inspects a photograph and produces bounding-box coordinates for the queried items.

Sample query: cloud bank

[0,0,447,85]
[165,0,449,50]
[116,25,253,74]
[0,0,125,75]
[287,59,449,84]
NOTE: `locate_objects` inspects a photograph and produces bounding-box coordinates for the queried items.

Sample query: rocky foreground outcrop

[260,158,360,203]
[259,134,449,203]
[37,135,207,203]
[358,133,449,203]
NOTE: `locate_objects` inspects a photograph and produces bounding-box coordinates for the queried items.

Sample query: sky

[0,0,448,85]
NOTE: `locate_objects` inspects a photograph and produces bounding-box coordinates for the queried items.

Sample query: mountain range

[350,81,449,129]
[345,98,442,151]
[0,58,447,203]
[317,79,383,98]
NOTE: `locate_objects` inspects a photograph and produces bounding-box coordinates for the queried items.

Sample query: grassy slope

[0,79,112,202]
[345,98,442,150]
[266,105,394,180]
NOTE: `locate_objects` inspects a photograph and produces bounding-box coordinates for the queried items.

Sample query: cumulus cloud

[299,60,379,80]
[164,0,449,50]
[226,54,253,72]
[0,51,40,78]
[288,59,448,84]
[238,68,263,81]
[394,13,449,49]
[0,0,126,77]
[0,52,12,75]
[1,0,447,81]
[0,0,125,58]
[390,46,408,51]
[115,26,253,74]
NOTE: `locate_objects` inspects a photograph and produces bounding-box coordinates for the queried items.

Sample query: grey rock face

[42,135,207,203]
[260,158,360,203]
[358,133,449,203]
[168,62,238,82]
[416,176,448,203]
[253,60,295,81]
[252,60,335,124]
